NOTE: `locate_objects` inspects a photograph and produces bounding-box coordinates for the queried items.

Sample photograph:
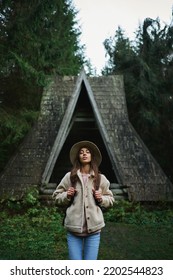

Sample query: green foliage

[100,221,173,260]
[102,16,173,181]
[0,108,38,172]
[0,185,40,212]
[0,0,84,85]
[104,200,173,226]
[22,186,40,207]
[0,0,85,171]
[0,206,67,260]
[0,187,67,259]
[103,26,136,75]
[0,199,173,259]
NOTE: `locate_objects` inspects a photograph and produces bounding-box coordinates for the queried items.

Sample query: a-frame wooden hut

[0,70,173,201]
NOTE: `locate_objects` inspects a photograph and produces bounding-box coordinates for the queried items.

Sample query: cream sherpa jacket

[52,170,114,234]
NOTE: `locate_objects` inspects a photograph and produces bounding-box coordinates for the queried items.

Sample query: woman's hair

[70,147,101,190]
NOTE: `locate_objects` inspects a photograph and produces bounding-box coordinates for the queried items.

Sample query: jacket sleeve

[99,174,115,208]
[52,172,71,206]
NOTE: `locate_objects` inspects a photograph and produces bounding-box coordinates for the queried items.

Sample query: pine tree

[0,0,84,171]
[0,0,84,83]
[102,17,173,181]
[0,0,84,108]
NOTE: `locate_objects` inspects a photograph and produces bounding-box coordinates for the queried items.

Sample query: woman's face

[79,147,91,164]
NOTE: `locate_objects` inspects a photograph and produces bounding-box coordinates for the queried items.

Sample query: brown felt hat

[70,141,102,166]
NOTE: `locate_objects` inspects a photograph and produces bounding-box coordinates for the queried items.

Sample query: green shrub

[104,200,173,226]
[0,185,40,214]
[0,199,173,259]
[0,205,67,260]
[22,186,40,207]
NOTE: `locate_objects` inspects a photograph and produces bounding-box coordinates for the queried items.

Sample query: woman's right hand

[67,187,76,199]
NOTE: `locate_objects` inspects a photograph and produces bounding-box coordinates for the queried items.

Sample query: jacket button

[87,217,90,220]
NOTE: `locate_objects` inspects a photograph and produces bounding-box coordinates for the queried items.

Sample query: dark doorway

[50,83,118,184]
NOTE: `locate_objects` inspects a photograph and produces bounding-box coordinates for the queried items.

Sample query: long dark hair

[70,147,101,190]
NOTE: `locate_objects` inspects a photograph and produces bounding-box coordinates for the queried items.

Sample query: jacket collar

[77,169,95,178]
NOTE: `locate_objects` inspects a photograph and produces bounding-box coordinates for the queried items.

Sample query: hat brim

[70,141,102,166]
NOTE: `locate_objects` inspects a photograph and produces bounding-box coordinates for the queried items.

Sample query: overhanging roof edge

[41,70,86,183]
[82,73,123,183]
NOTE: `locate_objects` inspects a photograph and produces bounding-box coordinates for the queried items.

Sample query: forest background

[1,0,173,261]
[0,0,173,185]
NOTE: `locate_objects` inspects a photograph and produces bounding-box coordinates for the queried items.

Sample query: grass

[100,223,173,259]
[0,207,68,260]
[0,200,173,260]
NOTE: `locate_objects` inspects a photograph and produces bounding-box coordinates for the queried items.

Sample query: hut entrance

[1,69,172,202]
[49,82,118,185]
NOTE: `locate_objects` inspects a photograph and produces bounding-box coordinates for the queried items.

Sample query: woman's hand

[93,189,103,203]
[67,187,76,199]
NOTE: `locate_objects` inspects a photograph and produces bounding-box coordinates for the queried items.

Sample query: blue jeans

[67,232,101,260]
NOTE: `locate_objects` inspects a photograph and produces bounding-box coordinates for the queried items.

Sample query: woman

[52,140,114,260]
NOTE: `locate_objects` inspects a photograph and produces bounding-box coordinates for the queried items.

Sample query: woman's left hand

[93,189,103,203]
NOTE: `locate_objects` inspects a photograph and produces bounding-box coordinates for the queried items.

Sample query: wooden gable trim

[41,70,85,183]
[83,75,123,184]
[42,69,123,184]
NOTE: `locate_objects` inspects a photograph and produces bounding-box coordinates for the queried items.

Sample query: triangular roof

[42,69,122,184]
[0,70,173,201]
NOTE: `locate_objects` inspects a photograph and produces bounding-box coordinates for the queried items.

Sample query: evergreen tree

[0,0,84,171]
[0,0,84,108]
[102,17,173,181]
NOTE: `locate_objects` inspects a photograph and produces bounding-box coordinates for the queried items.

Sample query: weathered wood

[0,70,172,201]
[40,189,55,195]
[39,182,129,202]
[39,194,53,200]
